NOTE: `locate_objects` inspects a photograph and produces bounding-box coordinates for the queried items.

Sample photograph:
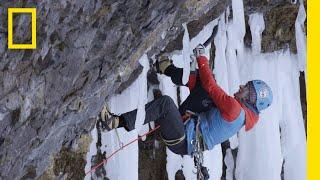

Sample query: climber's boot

[100,105,120,131]
[155,54,172,74]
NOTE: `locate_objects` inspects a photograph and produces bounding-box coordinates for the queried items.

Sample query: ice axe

[203,23,219,47]
[206,23,219,70]
[194,22,219,70]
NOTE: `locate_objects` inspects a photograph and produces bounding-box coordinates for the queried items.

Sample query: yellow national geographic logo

[8,8,37,49]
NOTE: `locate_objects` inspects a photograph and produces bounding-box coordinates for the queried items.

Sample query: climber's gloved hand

[193,44,206,58]
[190,55,197,72]
[156,54,172,74]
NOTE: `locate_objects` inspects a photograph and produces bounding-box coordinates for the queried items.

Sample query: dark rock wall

[138,135,168,180]
[0,0,223,179]
[243,1,304,53]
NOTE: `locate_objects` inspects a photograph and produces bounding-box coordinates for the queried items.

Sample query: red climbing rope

[85,125,161,175]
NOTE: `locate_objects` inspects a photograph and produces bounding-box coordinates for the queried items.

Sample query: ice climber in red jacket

[100,44,273,155]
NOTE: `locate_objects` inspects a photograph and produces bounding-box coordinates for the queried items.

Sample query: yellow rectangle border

[308,0,320,180]
[8,8,37,49]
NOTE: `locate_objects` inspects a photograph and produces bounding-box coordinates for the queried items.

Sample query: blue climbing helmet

[251,80,273,113]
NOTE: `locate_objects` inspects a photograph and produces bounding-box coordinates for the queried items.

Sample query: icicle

[214,12,229,91]
[190,19,218,47]
[182,23,191,85]
[231,0,245,33]
[135,54,150,139]
[231,0,246,57]
[278,52,306,180]
[249,13,265,54]
[225,149,235,180]
[295,3,306,72]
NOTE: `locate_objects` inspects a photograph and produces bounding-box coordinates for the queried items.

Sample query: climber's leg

[120,95,188,155]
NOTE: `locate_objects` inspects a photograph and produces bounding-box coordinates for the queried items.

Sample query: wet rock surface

[0,0,306,179]
[163,0,231,53]
[0,0,222,178]
[243,0,306,53]
[138,134,168,180]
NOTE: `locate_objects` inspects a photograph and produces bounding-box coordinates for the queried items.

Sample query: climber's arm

[196,56,241,122]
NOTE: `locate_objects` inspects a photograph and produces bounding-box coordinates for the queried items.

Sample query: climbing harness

[161,134,186,146]
[190,113,210,180]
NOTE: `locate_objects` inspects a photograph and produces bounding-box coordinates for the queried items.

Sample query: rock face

[244,2,301,53]
[0,0,225,179]
[0,0,305,179]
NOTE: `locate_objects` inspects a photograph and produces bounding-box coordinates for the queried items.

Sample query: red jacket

[188,56,259,131]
